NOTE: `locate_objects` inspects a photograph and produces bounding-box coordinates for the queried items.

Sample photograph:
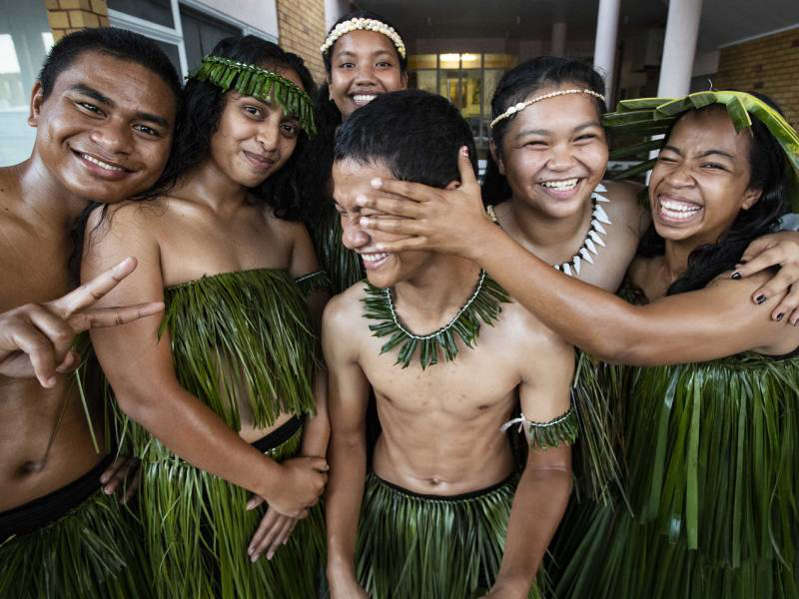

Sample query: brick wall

[44,0,108,41]
[714,26,799,129]
[276,0,327,84]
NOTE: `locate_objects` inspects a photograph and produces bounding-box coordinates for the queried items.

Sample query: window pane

[483,53,517,69]
[460,53,480,69]
[0,0,50,165]
[408,54,436,70]
[484,69,505,113]
[414,70,437,94]
[180,5,241,71]
[152,39,181,74]
[108,0,174,29]
[439,53,460,69]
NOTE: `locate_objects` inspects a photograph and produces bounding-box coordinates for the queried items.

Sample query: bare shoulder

[602,180,648,233]
[494,300,571,354]
[323,282,367,333]
[263,205,308,246]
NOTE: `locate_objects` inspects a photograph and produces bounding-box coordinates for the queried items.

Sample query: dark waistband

[369,470,517,502]
[0,453,114,539]
[251,415,303,453]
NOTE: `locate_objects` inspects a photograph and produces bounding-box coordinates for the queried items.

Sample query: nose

[546,142,576,171]
[353,64,378,88]
[663,160,695,188]
[89,118,133,155]
[256,113,281,152]
[340,213,370,250]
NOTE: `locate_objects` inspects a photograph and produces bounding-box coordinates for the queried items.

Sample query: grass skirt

[356,472,542,599]
[553,354,799,598]
[135,424,325,599]
[0,490,150,598]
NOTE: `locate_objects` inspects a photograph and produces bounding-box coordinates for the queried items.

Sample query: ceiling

[357,0,799,52]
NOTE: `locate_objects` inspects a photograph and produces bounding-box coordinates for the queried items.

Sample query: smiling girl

[81,36,328,598]
[304,10,409,294]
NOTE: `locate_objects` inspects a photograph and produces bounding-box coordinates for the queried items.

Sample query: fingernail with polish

[461,146,469,156]
[756,294,767,304]
[355,194,367,206]
[776,313,784,321]
[731,271,741,280]
[370,177,382,188]
[360,217,371,226]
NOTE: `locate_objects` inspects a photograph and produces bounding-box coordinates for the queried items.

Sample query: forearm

[301,369,329,457]
[115,383,283,499]
[494,460,572,596]
[325,429,367,579]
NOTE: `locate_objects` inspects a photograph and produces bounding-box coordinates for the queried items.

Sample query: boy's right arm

[82,207,326,516]
[322,294,371,598]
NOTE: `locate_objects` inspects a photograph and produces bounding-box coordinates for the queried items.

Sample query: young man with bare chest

[323,90,574,599]
[0,28,179,597]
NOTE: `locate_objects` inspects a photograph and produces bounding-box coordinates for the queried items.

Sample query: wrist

[255,458,284,499]
[468,220,506,263]
[326,556,357,582]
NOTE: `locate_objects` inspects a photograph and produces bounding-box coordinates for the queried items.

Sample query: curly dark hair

[637,92,790,294]
[482,56,607,204]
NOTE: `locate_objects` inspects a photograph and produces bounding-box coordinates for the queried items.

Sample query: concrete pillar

[551,21,567,57]
[656,0,704,97]
[593,0,621,103]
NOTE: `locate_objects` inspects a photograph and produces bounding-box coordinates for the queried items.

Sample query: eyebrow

[514,120,601,140]
[69,83,169,127]
[661,145,735,160]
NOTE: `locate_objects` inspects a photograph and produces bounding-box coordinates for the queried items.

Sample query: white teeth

[360,252,389,263]
[353,94,378,105]
[81,153,123,171]
[659,198,701,221]
[541,178,579,190]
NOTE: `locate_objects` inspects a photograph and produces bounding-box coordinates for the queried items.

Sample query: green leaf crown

[602,91,799,210]
[191,55,317,136]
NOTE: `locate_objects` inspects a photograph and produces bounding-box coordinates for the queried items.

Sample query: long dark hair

[482,56,607,204]
[638,93,790,294]
[147,35,316,219]
[70,36,315,283]
[300,10,407,229]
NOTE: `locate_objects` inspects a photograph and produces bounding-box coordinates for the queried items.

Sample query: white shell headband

[490,89,605,128]
[320,17,406,59]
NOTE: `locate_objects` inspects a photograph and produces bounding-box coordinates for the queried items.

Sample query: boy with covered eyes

[323,89,573,599]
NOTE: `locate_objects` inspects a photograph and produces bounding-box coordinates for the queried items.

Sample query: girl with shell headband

[302,9,409,294]
[81,36,329,598]
[349,80,799,597]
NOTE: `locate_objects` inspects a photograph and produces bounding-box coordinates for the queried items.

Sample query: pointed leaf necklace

[362,270,510,369]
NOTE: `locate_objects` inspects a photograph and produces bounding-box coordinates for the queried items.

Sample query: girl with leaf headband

[352,90,799,596]
[301,9,409,294]
[81,36,328,598]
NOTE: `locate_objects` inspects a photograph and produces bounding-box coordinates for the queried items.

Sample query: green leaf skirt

[552,354,799,599]
[135,423,325,599]
[356,471,542,599]
[0,487,151,598]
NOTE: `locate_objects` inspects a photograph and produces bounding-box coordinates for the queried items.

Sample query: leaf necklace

[362,269,510,369]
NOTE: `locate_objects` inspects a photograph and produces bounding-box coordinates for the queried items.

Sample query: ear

[741,186,763,210]
[400,71,409,90]
[489,140,505,175]
[28,82,44,128]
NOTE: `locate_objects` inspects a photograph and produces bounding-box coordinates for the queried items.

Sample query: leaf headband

[190,55,316,136]
[602,91,799,209]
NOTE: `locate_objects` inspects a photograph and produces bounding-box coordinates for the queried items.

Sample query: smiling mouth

[540,178,580,191]
[359,251,391,269]
[76,151,129,173]
[657,196,702,222]
[352,94,378,106]
[243,151,276,170]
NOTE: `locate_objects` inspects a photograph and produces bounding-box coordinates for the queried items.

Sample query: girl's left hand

[733,231,799,323]
[246,495,298,562]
